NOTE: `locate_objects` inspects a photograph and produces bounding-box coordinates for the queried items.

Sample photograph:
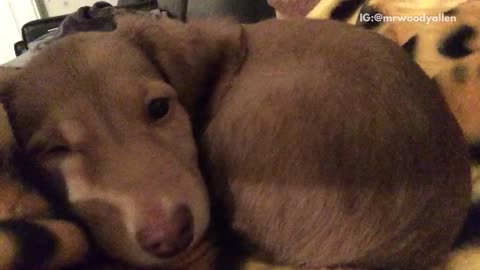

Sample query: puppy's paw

[0,219,89,270]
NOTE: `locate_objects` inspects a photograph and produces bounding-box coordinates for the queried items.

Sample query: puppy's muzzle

[135,204,194,258]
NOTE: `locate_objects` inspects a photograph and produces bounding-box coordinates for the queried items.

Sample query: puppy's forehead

[14,31,161,106]
[28,32,153,80]
[10,32,158,142]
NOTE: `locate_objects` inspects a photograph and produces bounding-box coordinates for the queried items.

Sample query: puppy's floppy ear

[0,67,19,114]
[0,67,20,155]
[0,67,18,99]
[116,15,247,115]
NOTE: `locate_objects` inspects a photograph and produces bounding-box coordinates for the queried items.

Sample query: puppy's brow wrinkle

[133,27,173,84]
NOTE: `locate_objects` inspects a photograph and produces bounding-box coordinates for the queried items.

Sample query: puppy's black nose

[136,205,194,258]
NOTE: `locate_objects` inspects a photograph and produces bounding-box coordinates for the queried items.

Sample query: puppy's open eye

[147,97,170,121]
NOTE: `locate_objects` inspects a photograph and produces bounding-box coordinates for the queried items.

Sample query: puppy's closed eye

[28,132,71,162]
[147,97,170,121]
[46,145,71,156]
[42,144,71,162]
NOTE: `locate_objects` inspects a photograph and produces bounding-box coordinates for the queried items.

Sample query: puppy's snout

[136,205,194,258]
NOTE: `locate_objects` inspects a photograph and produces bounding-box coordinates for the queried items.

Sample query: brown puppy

[0,15,471,270]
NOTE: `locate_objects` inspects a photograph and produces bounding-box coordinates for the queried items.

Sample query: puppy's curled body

[0,17,471,270]
[199,19,471,270]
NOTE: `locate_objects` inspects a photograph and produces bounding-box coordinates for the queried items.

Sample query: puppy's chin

[72,198,206,268]
[126,244,207,270]
[118,232,203,269]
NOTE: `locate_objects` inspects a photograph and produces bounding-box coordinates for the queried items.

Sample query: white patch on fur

[60,156,161,264]
[71,187,162,265]
[100,191,162,265]
[58,120,86,147]
[59,154,92,201]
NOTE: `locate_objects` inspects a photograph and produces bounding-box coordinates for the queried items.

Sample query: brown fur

[0,16,471,270]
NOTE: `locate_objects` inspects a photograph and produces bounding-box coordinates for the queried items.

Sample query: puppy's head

[0,15,244,267]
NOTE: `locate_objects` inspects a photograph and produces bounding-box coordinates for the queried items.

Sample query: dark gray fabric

[54,1,117,38]
[158,0,275,23]
[157,0,188,20]
[3,2,161,67]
